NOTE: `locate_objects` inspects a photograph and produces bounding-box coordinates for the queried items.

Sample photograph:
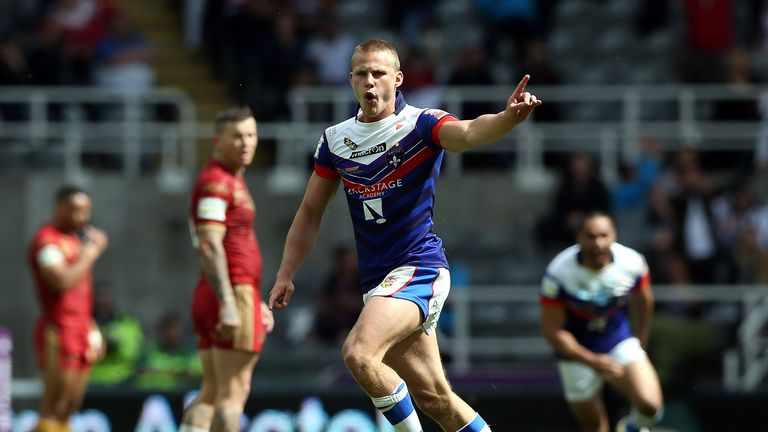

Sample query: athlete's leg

[34,328,90,432]
[607,356,664,429]
[34,364,66,432]
[557,360,609,432]
[383,330,488,431]
[35,368,87,431]
[343,296,425,431]
[61,368,91,423]
[210,347,259,432]
[343,296,422,396]
[180,349,216,431]
[567,396,610,432]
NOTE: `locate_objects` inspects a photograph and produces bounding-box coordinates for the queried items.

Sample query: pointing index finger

[512,74,530,99]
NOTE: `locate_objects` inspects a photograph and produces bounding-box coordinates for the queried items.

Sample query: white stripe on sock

[391,410,422,432]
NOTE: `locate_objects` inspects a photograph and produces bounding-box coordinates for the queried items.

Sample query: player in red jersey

[28,186,108,432]
[180,107,274,432]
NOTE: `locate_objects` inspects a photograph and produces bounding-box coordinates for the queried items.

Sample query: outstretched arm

[439,74,542,153]
[269,173,340,309]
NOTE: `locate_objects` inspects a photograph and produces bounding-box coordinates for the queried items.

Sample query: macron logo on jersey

[350,143,386,159]
[363,198,386,224]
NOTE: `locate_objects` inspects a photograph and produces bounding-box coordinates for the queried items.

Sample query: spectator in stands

[522,40,562,122]
[668,147,735,284]
[313,245,362,346]
[446,44,502,173]
[679,0,735,83]
[135,312,202,390]
[733,223,768,283]
[89,285,144,387]
[257,11,305,120]
[536,152,611,252]
[0,33,31,86]
[712,180,768,282]
[93,13,154,96]
[227,0,280,116]
[447,46,496,119]
[181,0,205,50]
[710,49,761,170]
[0,33,32,120]
[611,138,665,253]
[303,14,355,86]
[643,180,684,284]
[286,0,338,36]
[399,47,442,111]
[26,14,68,87]
[474,0,540,63]
[44,0,119,85]
[612,137,663,212]
[384,0,434,45]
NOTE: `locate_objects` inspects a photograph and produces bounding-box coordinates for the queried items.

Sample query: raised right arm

[38,228,108,292]
[269,173,340,309]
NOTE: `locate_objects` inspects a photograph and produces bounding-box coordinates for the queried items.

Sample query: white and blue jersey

[540,242,651,354]
[314,92,457,292]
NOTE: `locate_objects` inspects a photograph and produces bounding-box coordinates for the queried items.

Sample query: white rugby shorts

[557,337,647,402]
[363,266,450,334]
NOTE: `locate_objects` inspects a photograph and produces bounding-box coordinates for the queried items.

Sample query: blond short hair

[351,39,400,71]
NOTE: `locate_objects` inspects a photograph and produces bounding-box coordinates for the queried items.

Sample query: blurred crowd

[537,145,768,287]
[0,0,154,96]
[86,284,203,391]
[2,1,767,280]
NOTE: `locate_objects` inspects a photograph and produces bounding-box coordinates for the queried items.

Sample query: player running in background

[540,212,664,432]
[180,107,274,432]
[269,39,540,432]
[28,186,108,432]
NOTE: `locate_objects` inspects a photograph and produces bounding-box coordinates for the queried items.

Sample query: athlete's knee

[195,384,217,405]
[342,340,377,375]
[634,398,663,417]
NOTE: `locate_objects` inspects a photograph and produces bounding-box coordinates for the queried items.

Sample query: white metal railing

[0,87,196,180]
[288,84,768,184]
[445,284,768,391]
[1,85,766,190]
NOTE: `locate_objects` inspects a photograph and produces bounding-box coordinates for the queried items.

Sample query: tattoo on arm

[199,237,232,301]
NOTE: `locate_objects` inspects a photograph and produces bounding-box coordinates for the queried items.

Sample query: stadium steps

[111,0,233,135]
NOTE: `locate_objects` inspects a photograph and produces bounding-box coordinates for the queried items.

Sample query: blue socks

[371,381,423,431]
